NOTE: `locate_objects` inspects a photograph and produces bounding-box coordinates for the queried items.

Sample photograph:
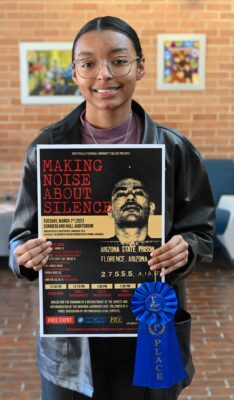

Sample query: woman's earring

[137,70,142,79]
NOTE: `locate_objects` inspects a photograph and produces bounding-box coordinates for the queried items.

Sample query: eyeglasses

[72,56,140,79]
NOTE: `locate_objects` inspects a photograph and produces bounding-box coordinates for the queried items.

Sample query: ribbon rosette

[131,281,177,325]
[131,281,186,389]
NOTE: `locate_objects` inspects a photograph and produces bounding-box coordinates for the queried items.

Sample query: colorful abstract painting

[20,43,83,104]
[157,35,206,90]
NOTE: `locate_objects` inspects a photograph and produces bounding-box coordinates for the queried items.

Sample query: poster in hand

[37,144,165,336]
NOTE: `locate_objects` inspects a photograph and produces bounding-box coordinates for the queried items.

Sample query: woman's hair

[72,16,143,62]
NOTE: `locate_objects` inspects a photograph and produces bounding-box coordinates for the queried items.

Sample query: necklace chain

[86,111,132,145]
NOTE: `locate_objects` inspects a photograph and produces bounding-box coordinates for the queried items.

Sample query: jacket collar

[46,100,159,144]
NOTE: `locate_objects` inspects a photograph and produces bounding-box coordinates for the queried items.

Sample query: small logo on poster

[77,317,85,324]
[110,316,123,324]
[85,317,107,324]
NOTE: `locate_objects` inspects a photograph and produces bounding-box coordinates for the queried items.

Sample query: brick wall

[0,0,234,201]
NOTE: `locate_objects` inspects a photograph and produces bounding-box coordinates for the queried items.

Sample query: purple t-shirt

[80,110,142,145]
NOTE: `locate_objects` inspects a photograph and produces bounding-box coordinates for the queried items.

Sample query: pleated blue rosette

[131,281,186,389]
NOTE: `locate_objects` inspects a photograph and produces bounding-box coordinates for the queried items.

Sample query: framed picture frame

[157,34,206,91]
[19,42,83,104]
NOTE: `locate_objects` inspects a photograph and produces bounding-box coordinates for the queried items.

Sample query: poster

[37,145,165,336]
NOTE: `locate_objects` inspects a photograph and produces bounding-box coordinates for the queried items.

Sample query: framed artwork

[157,34,206,91]
[19,42,83,104]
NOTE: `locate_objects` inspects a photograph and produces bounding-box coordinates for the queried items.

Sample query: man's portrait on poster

[108,167,157,245]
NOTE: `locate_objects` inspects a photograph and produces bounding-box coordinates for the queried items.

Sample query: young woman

[9,16,215,400]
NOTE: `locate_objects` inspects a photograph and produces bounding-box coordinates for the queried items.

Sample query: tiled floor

[0,254,234,400]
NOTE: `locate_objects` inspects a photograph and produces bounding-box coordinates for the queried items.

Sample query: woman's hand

[14,237,52,272]
[148,235,189,277]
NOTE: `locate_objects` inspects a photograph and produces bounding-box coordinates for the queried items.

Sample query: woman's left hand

[148,235,189,277]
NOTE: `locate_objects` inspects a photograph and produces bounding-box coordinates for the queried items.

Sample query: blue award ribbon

[131,281,186,389]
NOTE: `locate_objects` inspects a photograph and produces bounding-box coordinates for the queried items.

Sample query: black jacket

[9,100,215,397]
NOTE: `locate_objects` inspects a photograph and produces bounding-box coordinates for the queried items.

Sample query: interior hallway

[0,255,234,400]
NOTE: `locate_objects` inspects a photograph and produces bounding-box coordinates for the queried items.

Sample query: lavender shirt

[80,110,142,144]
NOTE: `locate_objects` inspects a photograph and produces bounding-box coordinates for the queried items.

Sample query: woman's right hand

[14,237,53,271]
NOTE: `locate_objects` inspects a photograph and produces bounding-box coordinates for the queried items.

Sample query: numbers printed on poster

[100,270,153,279]
[100,270,134,278]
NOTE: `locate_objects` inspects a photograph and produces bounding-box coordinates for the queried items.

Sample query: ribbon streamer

[131,281,186,389]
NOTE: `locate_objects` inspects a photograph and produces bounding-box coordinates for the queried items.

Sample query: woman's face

[72,30,145,113]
